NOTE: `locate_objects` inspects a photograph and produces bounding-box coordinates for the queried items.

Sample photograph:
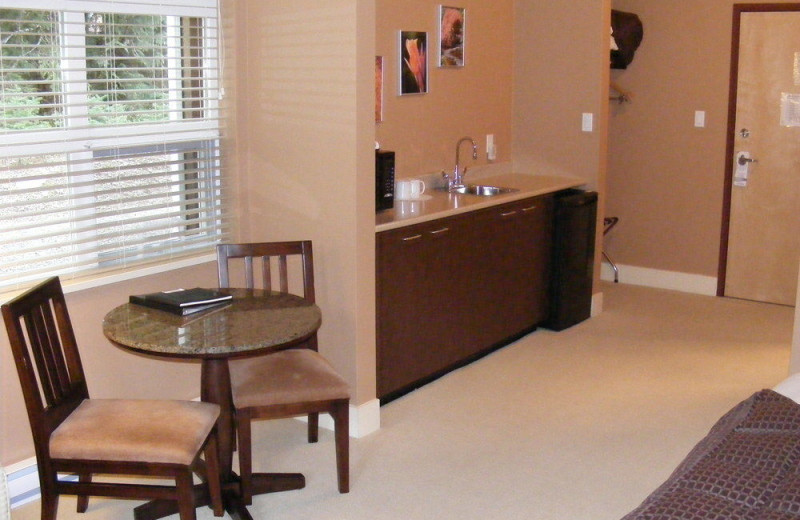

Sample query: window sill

[0,254,217,302]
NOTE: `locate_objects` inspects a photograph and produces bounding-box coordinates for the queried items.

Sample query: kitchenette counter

[375,173,586,232]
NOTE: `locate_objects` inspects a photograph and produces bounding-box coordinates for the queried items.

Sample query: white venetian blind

[0,0,229,292]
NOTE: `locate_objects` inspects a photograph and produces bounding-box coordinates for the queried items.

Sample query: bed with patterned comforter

[622,389,800,520]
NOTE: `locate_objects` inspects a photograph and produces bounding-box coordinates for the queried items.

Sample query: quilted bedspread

[621,389,800,520]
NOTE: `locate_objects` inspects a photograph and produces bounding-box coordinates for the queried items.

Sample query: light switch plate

[486,134,496,160]
[694,110,706,128]
[582,113,594,132]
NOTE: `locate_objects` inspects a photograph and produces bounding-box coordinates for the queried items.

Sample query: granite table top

[103,288,322,358]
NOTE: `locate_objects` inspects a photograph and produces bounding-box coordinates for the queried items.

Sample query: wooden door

[721,7,800,306]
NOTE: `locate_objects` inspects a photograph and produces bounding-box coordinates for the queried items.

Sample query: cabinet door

[376,214,473,398]
[515,195,554,325]
[471,195,554,344]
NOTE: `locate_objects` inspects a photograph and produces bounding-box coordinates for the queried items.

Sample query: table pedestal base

[132,472,305,520]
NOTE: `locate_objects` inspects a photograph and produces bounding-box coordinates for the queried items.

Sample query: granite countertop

[376,173,586,232]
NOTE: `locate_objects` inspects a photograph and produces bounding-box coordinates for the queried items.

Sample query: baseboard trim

[601,262,718,296]
[7,399,381,509]
[0,466,8,520]
[305,399,381,438]
[6,459,39,509]
[591,291,604,316]
[351,398,381,437]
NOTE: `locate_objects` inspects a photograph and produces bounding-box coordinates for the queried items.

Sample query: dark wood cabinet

[375,212,474,398]
[468,195,554,348]
[376,194,554,401]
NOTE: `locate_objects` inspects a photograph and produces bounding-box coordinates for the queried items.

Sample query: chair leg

[331,402,349,493]
[40,487,59,520]
[204,430,224,517]
[308,412,319,443]
[175,471,197,520]
[237,411,254,505]
[76,473,90,512]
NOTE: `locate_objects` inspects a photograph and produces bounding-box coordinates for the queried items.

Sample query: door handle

[734,152,756,187]
[738,155,758,166]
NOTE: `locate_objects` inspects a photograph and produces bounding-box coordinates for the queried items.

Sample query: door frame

[717,3,800,296]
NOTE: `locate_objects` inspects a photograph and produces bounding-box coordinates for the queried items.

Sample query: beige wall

[514,0,610,189]
[607,0,799,276]
[375,0,514,180]
[514,0,611,287]
[234,0,377,404]
[609,0,800,371]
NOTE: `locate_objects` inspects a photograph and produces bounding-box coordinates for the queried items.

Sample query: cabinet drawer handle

[500,211,517,218]
[429,227,450,235]
[521,205,537,212]
[402,234,423,242]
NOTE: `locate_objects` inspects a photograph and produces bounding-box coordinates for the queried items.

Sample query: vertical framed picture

[399,31,428,95]
[375,56,384,122]
[439,6,465,67]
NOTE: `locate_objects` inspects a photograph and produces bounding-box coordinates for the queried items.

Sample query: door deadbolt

[740,128,750,138]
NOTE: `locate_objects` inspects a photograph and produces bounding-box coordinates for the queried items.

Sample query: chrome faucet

[444,136,478,191]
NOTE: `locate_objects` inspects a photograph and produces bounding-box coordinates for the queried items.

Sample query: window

[0,0,228,292]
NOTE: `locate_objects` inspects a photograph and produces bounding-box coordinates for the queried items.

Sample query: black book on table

[129,288,233,316]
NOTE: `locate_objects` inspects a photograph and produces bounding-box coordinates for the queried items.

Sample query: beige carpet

[12,283,795,520]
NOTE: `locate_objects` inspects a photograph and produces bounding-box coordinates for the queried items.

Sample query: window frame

[0,0,227,296]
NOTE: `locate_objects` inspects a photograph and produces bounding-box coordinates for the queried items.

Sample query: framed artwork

[438,6,465,67]
[399,31,428,95]
[375,56,384,122]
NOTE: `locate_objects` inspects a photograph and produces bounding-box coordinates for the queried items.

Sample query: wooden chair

[216,241,350,502]
[1,277,223,520]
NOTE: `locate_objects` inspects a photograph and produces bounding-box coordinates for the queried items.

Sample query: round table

[103,288,322,520]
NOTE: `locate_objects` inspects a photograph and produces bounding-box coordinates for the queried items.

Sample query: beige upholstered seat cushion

[50,399,219,466]
[230,349,350,409]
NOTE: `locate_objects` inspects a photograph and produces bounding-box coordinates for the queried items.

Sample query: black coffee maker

[375,150,395,211]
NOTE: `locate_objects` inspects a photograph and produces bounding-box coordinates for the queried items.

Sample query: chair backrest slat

[261,256,272,292]
[244,256,255,289]
[216,241,314,301]
[278,255,289,293]
[25,302,71,406]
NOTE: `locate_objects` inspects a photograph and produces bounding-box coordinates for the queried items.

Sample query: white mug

[396,178,426,200]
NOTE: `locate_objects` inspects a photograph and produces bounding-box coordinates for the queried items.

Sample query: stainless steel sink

[451,184,518,196]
